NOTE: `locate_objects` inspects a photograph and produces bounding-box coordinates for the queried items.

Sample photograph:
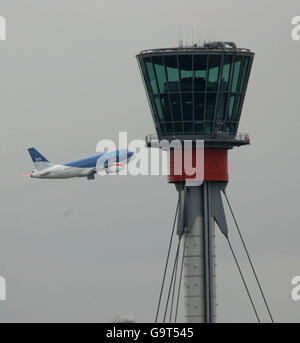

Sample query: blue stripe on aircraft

[62,150,132,169]
[63,153,104,168]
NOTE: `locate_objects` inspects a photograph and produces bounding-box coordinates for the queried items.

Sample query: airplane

[25,147,134,180]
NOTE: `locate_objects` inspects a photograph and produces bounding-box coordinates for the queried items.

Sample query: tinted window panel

[164,55,180,92]
[204,122,212,133]
[216,92,227,119]
[148,94,160,126]
[232,94,242,120]
[184,122,193,133]
[179,55,193,92]
[169,93,182,121]
[207,55,221,91]
[165,123,174,134]
[160,94,172,122]
[139,58,152,94]
[194,55,207,91]
[238,57,250,93]
[194,122,204,133]
[220,55,232,90]
[194,93,205,121]
[174,122,183,134]
[231,56,242,93]
[152,56,167,93]
[154,96,164,122]
[181,93,193,120]
[205,93,216,121]
[228,95,235,120]
[144,57,158,94]
[160,124,167,134]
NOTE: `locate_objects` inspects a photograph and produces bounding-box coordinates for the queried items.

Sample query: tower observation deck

[136,42,255,323]
[137,41,254,148]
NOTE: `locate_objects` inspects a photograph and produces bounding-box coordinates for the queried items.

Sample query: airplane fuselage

[31,164,95,179]
[29,149,134,180]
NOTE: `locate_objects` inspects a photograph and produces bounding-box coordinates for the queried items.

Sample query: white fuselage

[31,165,95,179]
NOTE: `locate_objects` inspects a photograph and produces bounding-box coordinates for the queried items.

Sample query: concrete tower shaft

[177,182,228,322]
[183,216,216,323]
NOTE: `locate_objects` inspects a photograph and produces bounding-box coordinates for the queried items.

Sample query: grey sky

[0,0,299,322]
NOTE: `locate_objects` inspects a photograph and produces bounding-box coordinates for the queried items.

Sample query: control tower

[136,42,254,323]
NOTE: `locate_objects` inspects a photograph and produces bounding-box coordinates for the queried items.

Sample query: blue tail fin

[28,147,53,171]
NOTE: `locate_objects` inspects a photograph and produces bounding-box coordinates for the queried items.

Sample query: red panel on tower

[168,148,228,183]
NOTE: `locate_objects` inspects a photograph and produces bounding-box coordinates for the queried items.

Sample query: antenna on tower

[192,26,194,45]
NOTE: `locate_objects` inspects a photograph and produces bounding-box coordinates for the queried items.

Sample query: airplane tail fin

[27,147,53,171]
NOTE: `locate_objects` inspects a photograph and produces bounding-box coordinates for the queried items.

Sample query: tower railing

[145,132,250,147]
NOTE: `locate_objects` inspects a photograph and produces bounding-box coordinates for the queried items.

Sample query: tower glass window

[152,56,167,93]
[194,93,205,121]
[179,55,193,92]
[165,55,180,92]
[169,93,182,122]
[207,55,221,91]
[220,55,232,90]
[137,44,253,138]
[231,56,242,93]
[194,54,207,91]
[144,57,158,94]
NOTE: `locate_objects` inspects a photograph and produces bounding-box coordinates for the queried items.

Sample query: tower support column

[176,182,228,323]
